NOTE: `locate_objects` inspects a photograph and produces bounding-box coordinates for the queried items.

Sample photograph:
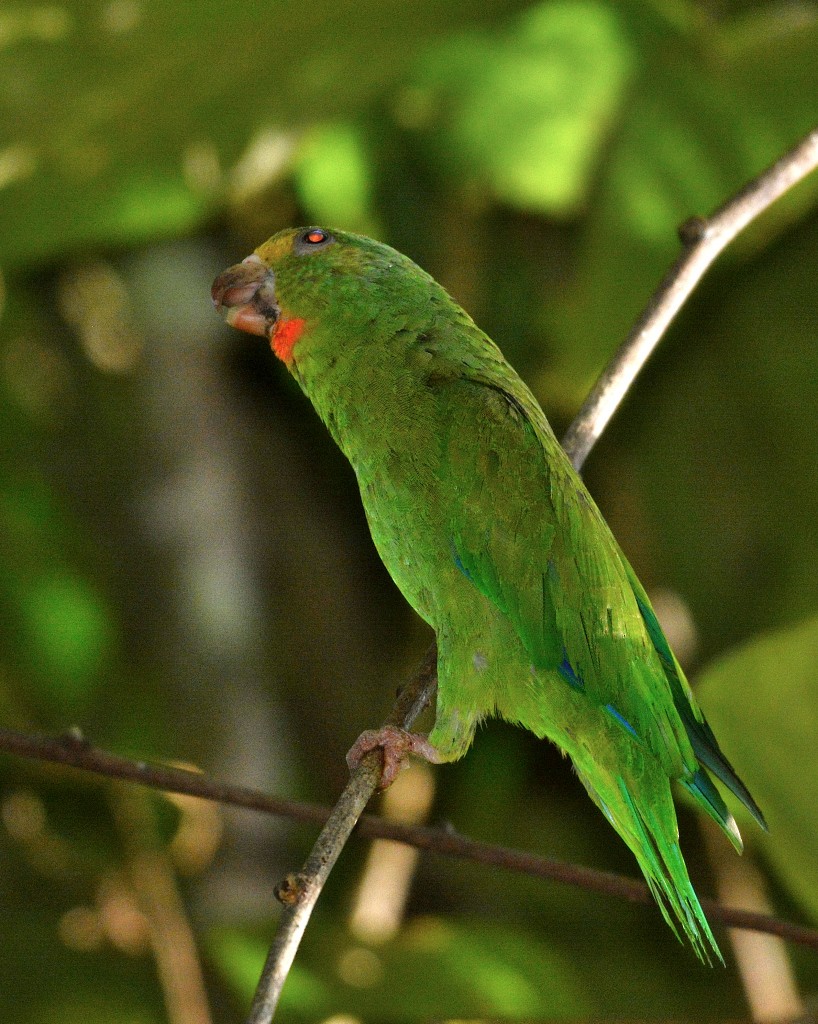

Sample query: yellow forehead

[254,229,299,263]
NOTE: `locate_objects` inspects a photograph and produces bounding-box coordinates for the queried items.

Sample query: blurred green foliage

[699,614,818,924]
[2,0,818,1021]
[211,916,594,1019]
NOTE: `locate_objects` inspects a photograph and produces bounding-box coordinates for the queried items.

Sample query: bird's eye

[295,228,335,254]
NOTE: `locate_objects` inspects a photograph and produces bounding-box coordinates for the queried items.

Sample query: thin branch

[245,645,437,1024]
[3,724,818,953]
[561,127,818,470]
[4,125,817,1022]
[242,124,818,1017]
[0,725,331,828]
[113,787,214,1024]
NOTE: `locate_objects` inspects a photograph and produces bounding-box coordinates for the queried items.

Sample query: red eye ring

[295,228,334,254]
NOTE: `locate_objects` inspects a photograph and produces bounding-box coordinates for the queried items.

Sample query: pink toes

[346,726,442,788]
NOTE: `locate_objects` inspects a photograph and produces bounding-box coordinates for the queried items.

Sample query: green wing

[439,370,696,780]
[436,363,765,833]
[623,561,767,830]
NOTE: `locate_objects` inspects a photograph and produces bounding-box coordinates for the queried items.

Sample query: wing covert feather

[437,373,695,778]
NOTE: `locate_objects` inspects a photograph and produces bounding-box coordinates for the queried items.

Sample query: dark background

[1,1,817,1019]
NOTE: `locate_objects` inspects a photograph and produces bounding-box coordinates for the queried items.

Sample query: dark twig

[561,127,818,470]
[4,126,817,1022]
[2,723,818,953]
[0,725,332,826]
[245,645,438,1024]
[242,125,818,1018]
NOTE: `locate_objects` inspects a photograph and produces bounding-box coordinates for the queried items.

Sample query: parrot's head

[211,226,440,378]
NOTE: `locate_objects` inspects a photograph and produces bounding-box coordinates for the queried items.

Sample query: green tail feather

[576,766,722,964]
[680,767,743,853]
[627,572,767,833]
[681,712,768,832]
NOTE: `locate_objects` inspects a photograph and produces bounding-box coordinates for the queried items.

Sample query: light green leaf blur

[1,0,817,1019]
[697,615,818,922]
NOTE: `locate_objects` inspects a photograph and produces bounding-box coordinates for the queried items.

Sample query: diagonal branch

[561,127,818,470]
[244,646,437,1024]
[4,125,817,1022]
[2,723,818,953]
[242,125,818,1020]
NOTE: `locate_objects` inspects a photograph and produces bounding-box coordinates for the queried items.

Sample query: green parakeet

[212,226,765,961]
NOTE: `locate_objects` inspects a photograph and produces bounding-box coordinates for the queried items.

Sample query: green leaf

[293,123,381,236]
[534,2,818,410]
[209,916,591,1020]
[696,614,818,922]
[406,0,634,214]
[0,0,532,267]
[0,472,114,711]
[21,570,113,696]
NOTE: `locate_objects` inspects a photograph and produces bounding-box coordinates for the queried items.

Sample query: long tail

[625,566,767,835]
[573,759,721,964]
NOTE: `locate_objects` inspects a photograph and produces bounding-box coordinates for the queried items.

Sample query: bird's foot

[346,726,443,789]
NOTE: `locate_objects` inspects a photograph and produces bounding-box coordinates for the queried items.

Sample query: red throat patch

[271,317,305,364]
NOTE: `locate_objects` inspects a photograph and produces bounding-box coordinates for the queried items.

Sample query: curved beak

[211,254,279,338]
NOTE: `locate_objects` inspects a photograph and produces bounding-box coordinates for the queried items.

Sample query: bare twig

[701,819,807,1021]
[113,787,213,1024]
[245,645,438,1024]
[561,127,818,470]
[3,723,818,953]
[4,126,817,1022]
[0,725,331,828]
[243,125,818,1017]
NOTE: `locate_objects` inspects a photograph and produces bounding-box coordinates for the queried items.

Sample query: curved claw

[346,726,442,789]
[211,254,280,338]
